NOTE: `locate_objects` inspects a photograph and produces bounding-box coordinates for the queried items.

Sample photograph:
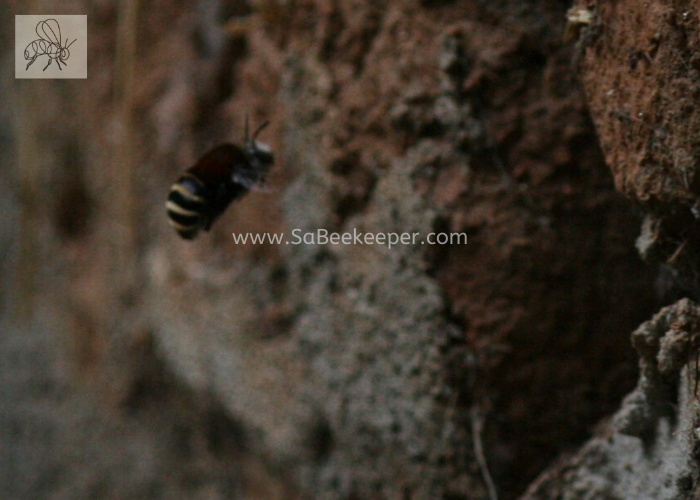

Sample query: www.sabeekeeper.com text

[232,228,467,248]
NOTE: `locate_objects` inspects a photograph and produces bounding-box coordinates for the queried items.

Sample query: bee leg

[26,57,36,70]
[206,184,239,231]
[43,58,52,71]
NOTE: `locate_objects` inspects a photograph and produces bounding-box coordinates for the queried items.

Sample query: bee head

[243,117,275,168]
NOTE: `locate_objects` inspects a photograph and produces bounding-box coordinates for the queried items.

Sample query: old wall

[3,0,696,499]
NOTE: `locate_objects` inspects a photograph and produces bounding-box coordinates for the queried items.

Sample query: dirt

[3,0,694,499]
[523,299,700,499]
[580,0,700,295]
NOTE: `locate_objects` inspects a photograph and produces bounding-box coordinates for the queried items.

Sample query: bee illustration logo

[24,19,77,71]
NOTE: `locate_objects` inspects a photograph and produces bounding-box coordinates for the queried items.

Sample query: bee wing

[250,184,274,194]
[37,19,62,45]
[231,165,268,190]
[232,173,274,193]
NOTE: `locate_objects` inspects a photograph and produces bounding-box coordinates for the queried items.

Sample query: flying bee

[166,118,274,240]
[24,19,77,71]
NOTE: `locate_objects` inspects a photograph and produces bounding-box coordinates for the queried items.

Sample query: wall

[4,1,696,499]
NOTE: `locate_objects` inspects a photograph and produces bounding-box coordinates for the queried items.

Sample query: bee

[24,19,77,71]
[166,118,274,240]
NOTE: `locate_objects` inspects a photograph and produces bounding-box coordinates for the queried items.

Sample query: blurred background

[0,0,665,498]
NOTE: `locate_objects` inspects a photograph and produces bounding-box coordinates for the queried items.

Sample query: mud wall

[3,0,695,499]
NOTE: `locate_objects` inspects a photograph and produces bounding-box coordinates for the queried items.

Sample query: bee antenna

[252,121,270,141]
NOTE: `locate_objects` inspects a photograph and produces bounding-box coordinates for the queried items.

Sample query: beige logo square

[15,15,87,79]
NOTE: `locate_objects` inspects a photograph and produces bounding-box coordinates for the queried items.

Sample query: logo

[15,15,87,79]
[24,19,77,71]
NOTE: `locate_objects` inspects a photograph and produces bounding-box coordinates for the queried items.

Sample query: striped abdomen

[166,173,207,240]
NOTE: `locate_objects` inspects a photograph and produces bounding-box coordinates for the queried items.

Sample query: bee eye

[255,149,274,166]
[250,141,274,165]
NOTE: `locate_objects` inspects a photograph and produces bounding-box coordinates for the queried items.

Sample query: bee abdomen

[166,174,207,240]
